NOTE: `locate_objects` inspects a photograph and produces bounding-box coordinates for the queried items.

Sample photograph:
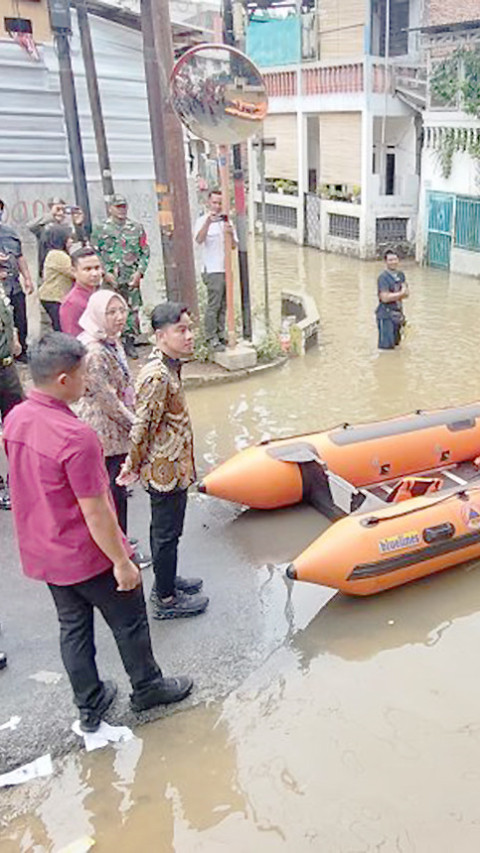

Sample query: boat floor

[366,460,480,501]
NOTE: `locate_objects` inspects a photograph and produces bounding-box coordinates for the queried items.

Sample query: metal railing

[262,59,405,98]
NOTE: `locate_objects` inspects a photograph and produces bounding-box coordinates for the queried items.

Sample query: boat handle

[423,523,455,543]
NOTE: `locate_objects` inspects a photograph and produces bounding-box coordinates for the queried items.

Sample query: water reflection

[291,560,480,665]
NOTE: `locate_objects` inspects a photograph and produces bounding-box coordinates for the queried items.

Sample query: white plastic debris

[0,715,21,731]
[29,670,63,685]
[71,720,134,752]
[58,837,95,853]
[0,753,53,787]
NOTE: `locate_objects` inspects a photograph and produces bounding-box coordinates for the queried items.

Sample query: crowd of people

[0,194,213,731]
[0,188,409,724]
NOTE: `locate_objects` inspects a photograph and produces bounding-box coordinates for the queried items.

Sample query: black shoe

[151,590,209,620]
[79,679,118,733]
[15,352,28,364]
[0,486,11,511]
[131,675,193,712]
[0,652,7,671]
[175,576,203,594]
[124,338,138,360]
[132,547,152,570]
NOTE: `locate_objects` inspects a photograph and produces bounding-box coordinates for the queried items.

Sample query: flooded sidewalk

[3,243,480,851]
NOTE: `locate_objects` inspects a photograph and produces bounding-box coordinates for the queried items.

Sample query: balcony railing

[263,60,406,98]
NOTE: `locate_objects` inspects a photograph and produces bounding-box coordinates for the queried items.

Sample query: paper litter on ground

[0,715,21,731]
[72,720,134,752]
[29,670,63,684]
[0,753,53,787]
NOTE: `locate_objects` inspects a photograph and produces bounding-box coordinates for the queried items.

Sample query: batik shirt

[124,349,195,493]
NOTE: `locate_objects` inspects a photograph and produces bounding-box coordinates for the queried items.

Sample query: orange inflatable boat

[198,403,480,594]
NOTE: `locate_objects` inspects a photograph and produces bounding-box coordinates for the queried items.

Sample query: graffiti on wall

[1,200,48,226]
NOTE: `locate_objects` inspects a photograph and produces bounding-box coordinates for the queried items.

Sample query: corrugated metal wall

[0,11,155,184]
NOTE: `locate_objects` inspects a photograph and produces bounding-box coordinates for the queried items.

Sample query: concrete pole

[223,0,252,340]
[55,30,92,231]
[219,145,236,347]
[296,0,305,245]
[76,0,114,209]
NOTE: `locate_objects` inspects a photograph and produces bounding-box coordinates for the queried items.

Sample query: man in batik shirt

[92,194,150,359]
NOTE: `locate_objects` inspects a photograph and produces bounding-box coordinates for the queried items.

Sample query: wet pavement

[3,243,480,850]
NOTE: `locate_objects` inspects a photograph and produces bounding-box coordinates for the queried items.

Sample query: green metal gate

[427,192,455,269]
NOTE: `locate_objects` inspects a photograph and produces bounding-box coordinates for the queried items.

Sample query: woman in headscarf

[38,225,74,331]
[76,289,135,535]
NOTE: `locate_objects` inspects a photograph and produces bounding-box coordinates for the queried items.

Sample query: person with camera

[376,250,409,350]
[194,188,237,353]
[28,198,88,280]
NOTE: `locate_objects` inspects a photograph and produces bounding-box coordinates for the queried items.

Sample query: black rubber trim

[329,404,480,447]
[348,529,480,580]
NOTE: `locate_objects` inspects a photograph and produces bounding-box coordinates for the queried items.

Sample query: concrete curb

[182,355,289,389]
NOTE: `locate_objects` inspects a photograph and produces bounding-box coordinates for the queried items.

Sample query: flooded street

[4,243,480,851]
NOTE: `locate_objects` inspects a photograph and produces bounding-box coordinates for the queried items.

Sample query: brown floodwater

[3,244,480,851]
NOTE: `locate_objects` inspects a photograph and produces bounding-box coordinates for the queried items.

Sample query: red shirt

[4,390,119,585]
[60,282,93,337]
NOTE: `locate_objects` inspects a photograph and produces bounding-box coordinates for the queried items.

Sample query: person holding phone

[194,188,237,352]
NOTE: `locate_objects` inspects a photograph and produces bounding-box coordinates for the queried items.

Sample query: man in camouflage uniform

[0,256,24,512]
[92,194,150,359]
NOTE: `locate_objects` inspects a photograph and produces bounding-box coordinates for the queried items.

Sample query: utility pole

[76,0,114,209]
[47,0,91,231]
[140,0,198,312]
[223,0,252,340]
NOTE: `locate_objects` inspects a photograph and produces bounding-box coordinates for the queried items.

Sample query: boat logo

[461,503,480,530]
[379,530,421,554]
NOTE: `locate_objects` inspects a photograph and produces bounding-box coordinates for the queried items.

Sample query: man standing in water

[376,250,409,350]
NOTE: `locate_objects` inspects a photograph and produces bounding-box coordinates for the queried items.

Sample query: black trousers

[149,487,188,598]
[48,569,162,712]
[0,363,24,421]
[106,454,127,534]
[9,290,27,354]
[41,300,61,332]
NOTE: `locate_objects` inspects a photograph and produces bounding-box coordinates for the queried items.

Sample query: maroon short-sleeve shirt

[59,283,92,337]
[4,389,117,585]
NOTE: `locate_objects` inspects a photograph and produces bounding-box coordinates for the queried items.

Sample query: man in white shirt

[194,188,237,352]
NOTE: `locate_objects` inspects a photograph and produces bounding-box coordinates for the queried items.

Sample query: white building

[246,0,425,259]
[417,16,480,276]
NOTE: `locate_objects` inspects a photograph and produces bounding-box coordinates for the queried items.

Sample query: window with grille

[328,214,360,240]
[376,217,407,244]
[256,203,297,229]
[455,197,480,252]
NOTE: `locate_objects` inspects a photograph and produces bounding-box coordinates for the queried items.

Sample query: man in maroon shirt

[4,332,193,732]
[59,247,102,337]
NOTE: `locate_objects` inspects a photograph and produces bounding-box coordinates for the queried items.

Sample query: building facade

[0,0,206,296]
[417,3,480,275]
[246,0,424,260]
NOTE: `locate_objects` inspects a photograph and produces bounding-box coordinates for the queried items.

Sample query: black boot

[124,336,138,360]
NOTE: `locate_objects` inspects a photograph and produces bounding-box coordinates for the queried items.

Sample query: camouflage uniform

[92,217,150,336]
